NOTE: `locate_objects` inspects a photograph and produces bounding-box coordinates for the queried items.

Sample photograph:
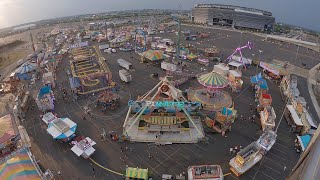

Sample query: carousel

[188,71,233,111]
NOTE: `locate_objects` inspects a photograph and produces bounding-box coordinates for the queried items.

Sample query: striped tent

[125,167,148,180]
[16,62,36,74]
[143,50,166,61]
[0,148,41,180]
[198,71,229,89]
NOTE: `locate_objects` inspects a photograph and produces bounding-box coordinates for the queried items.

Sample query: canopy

[187,53,197,60]
[198,71,229,89]
[0,148,41,180]
[0,114,18,145]
[286,105,303,126]
[250,73,263,84]
[143,50,166,61]
[259,79,268,90]
[260,62,288,76]
[126,167,148,180]
[38,85,51,98]
[46,118,77,139]
[16,62,36,74]
[297,134,312,151]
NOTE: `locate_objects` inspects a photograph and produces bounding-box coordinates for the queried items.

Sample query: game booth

[46,118,77,142]
[259,62,288,81]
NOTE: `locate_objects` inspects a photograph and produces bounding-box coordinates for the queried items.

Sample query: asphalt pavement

[21,26,320,180]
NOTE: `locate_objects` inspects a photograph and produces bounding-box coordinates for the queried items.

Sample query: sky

[0,0,319,31]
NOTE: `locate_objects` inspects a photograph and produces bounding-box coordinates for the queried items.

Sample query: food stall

[71,137,96,159]
[214,63,229,77]
[284,105,304,134]
[260,106,276,131]
[229,141,263,176]
[259,62,288,81]
[46,118,77,142]
[228,70,243,93]
[125,167,148,180]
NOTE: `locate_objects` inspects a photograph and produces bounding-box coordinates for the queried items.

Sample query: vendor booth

[259,62,288,80]
[285,105,304,134]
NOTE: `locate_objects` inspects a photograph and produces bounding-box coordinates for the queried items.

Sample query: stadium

[192,4,275,31]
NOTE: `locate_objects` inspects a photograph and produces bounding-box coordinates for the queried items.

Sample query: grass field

[0,48,31,69]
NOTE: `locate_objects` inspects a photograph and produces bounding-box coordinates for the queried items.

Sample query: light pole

[256,50,263,73]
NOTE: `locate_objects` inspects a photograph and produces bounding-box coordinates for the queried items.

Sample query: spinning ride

[95,91,120,111]
[227,41,254,65]
[123,77,205,144]
[188,71,232,111]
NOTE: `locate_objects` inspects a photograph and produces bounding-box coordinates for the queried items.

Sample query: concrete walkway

[308,63,320,120]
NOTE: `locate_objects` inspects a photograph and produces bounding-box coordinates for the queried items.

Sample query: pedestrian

[83,116,86,120]
[149,154,153,160]
[120,147,124,153]
[229,148,233,154]
[57,171,61,175]
[283,166,287,171]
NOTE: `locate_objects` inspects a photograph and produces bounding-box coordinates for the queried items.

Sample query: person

[149,154,153,160]
[57,171,61,175]
[121,147,124,153]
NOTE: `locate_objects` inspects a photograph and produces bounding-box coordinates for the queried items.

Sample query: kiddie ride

[95,90,120,111]
[205,106,237,135]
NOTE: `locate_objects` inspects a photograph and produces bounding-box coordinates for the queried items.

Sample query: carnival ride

[95,91,120,111]
[205,105,237,135]
[123,76,205,143]
[69,46,114,95]
[227,41,254,65]
[188,70,232,111]
[187,165,224,180]
[134,29,147,52]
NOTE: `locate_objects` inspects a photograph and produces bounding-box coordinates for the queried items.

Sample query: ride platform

[188,89,233,111]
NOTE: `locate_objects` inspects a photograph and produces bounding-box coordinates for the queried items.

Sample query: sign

[128,100,200,109]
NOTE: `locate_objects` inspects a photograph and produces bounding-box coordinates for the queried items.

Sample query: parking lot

[22,25,320,180]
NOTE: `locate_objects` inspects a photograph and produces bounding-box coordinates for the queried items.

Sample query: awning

[297,134,312,151]
[286,105,303,126]
[228,61,243,68]
[46,118,77,139]
[126,167,148,180]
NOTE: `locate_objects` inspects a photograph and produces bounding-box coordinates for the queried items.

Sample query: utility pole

[29,32,35,52]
